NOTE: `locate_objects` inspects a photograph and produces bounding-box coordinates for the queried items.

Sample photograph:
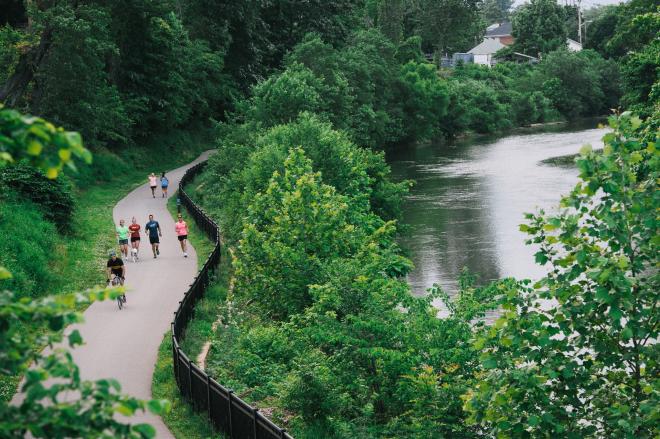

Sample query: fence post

[206,374,212,421]
[253,407,259,439]
[172,335,178,385]
[187,357,193,403]
[228,389,234,438]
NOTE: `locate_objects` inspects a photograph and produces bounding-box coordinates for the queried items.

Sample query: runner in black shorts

[128,217,141,259]
[145,214,162,258]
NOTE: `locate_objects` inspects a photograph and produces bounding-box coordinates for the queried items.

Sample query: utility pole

[577,0,583,45]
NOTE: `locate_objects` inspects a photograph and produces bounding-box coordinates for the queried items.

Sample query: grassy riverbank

[0,128,215,402]
[152,180,231,439]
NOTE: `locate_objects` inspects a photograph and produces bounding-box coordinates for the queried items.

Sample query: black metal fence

[171,161,293,439]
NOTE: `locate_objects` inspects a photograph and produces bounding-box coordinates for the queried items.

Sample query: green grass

[0,127,216,402]
[153,183,231,439]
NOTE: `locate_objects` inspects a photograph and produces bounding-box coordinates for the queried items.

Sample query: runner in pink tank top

[175,214,189,258]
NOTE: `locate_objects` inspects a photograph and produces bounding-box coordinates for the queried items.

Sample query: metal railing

[171,161,293,439]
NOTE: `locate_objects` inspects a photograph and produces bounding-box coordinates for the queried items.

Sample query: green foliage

[0,286,170,438]
[0,163,75,231]
[396,61,449,140]
[0,25,25,86]
[480,0,513,24]
[538,49,621,118]
[464,113,659,437]
[249,63,326,127]
[0,200,58,299]
[0,106,91,178]
[234,148,363,319]
[511,0,567,57]
[34,4,129,147]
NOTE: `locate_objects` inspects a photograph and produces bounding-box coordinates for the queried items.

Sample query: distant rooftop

[468,38,506,55]
[485,21,512,37]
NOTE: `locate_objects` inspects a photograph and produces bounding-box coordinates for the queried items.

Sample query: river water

[388,121,609,298]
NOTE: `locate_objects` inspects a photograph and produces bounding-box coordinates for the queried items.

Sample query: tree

[33,3,129,146]
[538,49,616,118]
[480,0,513,24]
[511,0,567,57]
[407,0,483,54]
[396,61,449,141]
[233,147,360,320]
[464,113,659,437]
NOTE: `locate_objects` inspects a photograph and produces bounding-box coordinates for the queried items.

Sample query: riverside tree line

[0,0,658,437]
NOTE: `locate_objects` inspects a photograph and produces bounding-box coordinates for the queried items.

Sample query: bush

[0,163,75,232]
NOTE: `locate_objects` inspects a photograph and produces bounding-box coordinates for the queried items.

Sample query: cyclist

[106,250,126,304]
[116,219,130,258]
[148,173,158,198]
[128,217,141,259]
[145,214,162,258]
[160,172,169,198]
[175,213,189,258]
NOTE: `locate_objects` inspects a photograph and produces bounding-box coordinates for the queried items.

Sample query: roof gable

[468,38,506,55]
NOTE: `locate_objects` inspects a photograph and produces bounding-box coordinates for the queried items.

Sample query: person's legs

[151,186,156,198]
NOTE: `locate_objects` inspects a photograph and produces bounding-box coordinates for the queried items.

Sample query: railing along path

[172,162,293,439]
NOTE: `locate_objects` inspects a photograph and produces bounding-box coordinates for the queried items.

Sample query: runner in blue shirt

[145,214,162,258]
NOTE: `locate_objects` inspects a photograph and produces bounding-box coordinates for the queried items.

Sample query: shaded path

[65,151,211,437]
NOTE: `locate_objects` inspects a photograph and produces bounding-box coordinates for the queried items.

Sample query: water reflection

[388,122,609,297]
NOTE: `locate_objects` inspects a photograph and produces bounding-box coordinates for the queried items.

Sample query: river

[388,121,609,299]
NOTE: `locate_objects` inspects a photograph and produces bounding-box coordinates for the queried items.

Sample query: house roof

[485,21,512,37]
[468,38,506,55]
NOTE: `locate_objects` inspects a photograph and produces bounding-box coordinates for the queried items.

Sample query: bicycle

[109,274,127,310]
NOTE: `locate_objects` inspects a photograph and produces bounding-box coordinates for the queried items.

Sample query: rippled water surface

[388,122,609,297]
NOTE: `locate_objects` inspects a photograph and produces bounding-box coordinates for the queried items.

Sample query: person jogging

[160,172,169,198]
[116,219,129,258]
[145,214,162,258]
[148,173,158,198]
[128,217,141,259]
[175,213,189,258]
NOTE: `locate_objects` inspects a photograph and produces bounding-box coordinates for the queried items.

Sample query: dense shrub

[0,163,75,232]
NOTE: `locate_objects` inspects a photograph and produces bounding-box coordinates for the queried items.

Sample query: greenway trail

[70,152,210,436]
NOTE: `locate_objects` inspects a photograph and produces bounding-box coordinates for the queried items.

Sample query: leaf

[132,424,156,439]
[630,116,642,130]
[68,329,83,347]
[528,415,540,426]
[621,327,633,340]
[146,399,171,415]
[579,144,592,156]
[27,140,43,156]
[0,266,12,279]
[46,168,58,179]
[58,148,72,162]
[116,403,136,416]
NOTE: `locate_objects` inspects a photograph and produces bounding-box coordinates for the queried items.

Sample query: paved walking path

[24,151,212,437]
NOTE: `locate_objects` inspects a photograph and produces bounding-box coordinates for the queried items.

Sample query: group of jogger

[106,172,190,295]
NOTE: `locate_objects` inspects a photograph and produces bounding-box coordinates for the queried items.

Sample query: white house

[567,38,583,52]
[468,38,506,66]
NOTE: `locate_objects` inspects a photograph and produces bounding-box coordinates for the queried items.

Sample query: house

[485,21,514,46]
[468,38,506,66]
[466,21,513,67]
[458,22,581,68]
[566,38,583,52]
